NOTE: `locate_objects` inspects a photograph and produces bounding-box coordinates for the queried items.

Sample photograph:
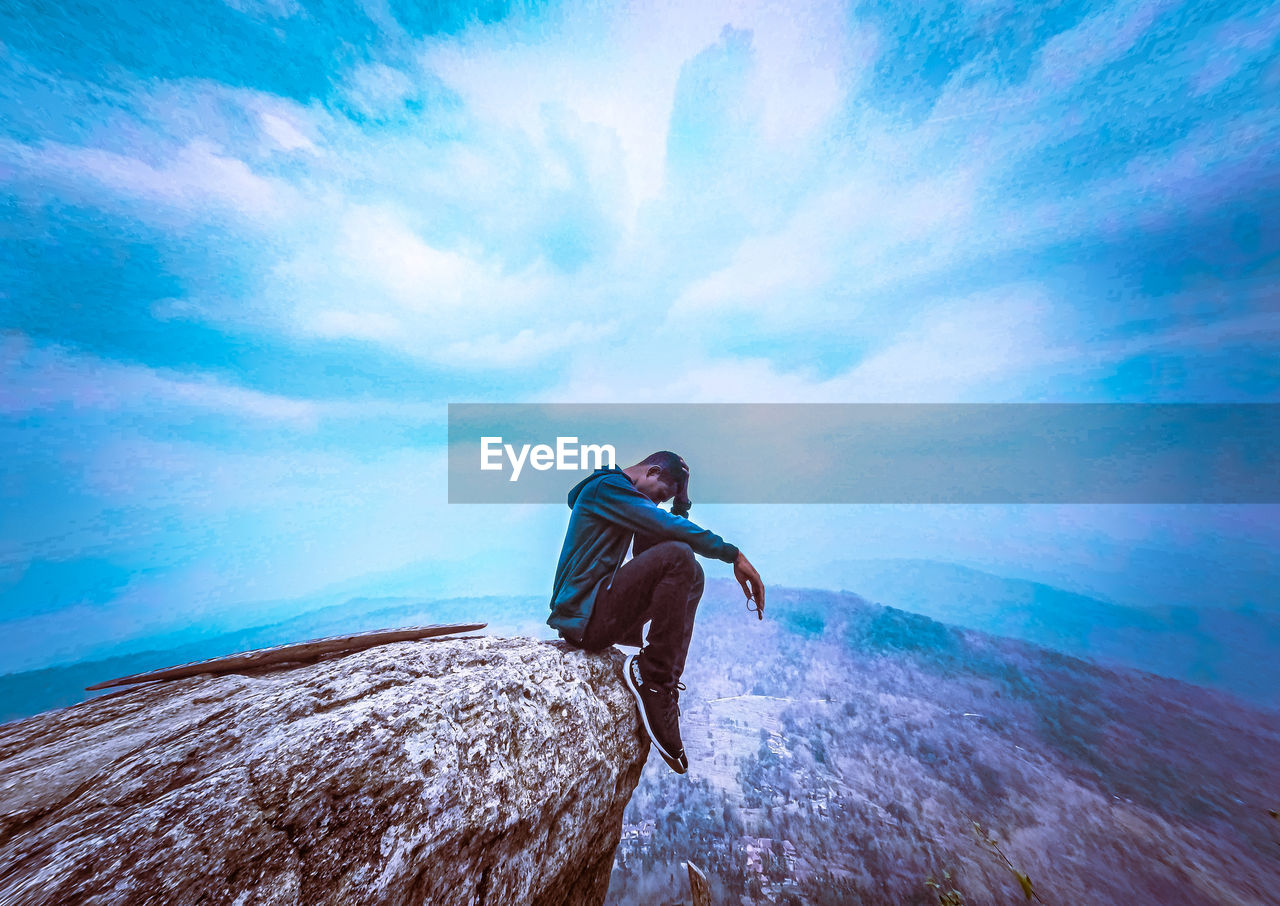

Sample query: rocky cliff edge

[0,636,648,906]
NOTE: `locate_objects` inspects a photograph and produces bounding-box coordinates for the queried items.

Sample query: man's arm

[587,476,739,563]
[608,478,766,617]
[733,550,765,619]
[632,530,664,558]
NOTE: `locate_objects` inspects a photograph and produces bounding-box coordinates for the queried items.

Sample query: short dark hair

[639,450,692,516]
[638,450,688,480]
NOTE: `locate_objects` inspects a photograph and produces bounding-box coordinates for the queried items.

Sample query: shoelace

[674,681,686,718]
[644,680,687,718]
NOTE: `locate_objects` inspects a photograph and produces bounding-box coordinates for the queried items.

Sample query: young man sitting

[547,451,765,774]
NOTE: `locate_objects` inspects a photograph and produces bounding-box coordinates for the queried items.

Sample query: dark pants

[578,540,705,690]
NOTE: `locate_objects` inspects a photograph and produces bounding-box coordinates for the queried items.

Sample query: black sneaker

[623,653,689,774]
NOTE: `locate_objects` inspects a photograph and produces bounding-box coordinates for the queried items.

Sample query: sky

[1,0,1278,673]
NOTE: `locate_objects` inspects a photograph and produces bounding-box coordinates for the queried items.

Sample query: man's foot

[623,653,688,774]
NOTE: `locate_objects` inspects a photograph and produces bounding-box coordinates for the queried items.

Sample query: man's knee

[689,558,705,602]
[652,540,696,573]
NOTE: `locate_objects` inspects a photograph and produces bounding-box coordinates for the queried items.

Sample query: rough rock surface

[0,636,648,906]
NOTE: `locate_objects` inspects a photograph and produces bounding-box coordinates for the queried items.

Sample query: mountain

[0,549,553,675]
[816,558,1280,708]
[7,576,1278,904]
[606,579,1280,905]
[0,593,551,724]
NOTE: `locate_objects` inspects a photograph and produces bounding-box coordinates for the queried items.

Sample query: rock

[0,637,648,906]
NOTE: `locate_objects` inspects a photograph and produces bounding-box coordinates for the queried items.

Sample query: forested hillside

[605,581,1280,905]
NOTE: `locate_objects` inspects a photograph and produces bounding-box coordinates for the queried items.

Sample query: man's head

[622,451,691,512]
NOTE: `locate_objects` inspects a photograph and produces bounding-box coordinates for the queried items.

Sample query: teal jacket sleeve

[586,476,740,563]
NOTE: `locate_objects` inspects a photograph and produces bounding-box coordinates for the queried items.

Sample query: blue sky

[2,0,1277,672]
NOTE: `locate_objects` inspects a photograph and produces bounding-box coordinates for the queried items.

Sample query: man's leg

[644,550,703,689]
[581,540,704,690]
[581,540,704,774]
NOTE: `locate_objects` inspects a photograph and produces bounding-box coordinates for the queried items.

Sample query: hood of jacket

[566,466,626,509]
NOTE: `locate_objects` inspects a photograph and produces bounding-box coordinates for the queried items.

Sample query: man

[548,451,765,774]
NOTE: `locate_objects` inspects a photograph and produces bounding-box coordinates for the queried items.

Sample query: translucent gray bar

[447,404,1278,504]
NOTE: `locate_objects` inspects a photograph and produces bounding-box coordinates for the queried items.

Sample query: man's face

[635,467,677,505]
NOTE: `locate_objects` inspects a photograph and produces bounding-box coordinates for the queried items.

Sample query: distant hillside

[607,579,1280,905]
[0,594,547,724]
[819,558,1280,708]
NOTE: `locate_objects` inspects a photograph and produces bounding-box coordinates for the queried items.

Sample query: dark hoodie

[547,466,740,644]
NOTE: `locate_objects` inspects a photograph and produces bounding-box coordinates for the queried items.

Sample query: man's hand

[733,551,765,620]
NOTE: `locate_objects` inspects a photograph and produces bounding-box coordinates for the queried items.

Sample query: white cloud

[1033,0,1173,93]
[1188,7,1280,96]
[340,60,417,119]
[420,0,855,223]
[7,0,1267,407]
[337,205,480,311]
[1033,308,1280,384]
[265,202,619,369]
[308,309,405,342]
[421,41,668,222]
[668,162,978,327]
[257,110,319,154]
[437,320,620,369]
[729,0,854,144]
[550,283,1059,404]
[543,343,836,403]
[0,333,446,425]
[3,136,299,222]
[671,216,835,317]
[0,333,321,425]
[829,287,1055,401]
